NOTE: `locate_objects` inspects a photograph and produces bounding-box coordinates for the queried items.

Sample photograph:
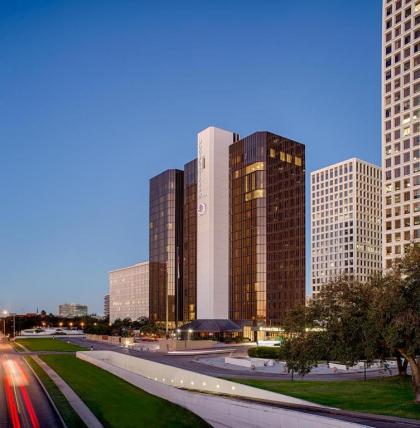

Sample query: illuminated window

[245,162,265,174]
[280,151,286,161]
[245,189,265,201]
[294,156,302,166]
[286,154,292,163]
[269,148,276,158]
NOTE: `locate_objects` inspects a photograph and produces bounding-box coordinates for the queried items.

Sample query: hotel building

[229,132,305,325]
[149,169,184,329]
[382,0,420,268]
[196,127,239,320]
[311,159,382,297]
[109,261,149,323]
[183,159,198,322]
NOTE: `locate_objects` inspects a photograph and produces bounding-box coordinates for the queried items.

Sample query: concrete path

[32,355,103,428]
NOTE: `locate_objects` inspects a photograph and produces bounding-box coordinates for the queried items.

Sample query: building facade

[382,0,420,269]
[311,159,382,297]
[109,261,149,323]
[149,169,184,330]
[183,159,198,322]
[196,126,239,320]
[58,303,88,318]
[229,131,305,325]
[104,294,110,319]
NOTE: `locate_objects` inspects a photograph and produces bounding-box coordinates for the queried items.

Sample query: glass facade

[229,132,305,325]
[149,169,184,329]
[183,159,197,322]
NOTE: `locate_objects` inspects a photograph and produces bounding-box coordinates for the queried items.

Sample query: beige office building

[382,0,420,269]
[311,159,382,297]
[109,261,149,323]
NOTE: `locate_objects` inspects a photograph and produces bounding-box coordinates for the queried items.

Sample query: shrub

[248,346,284,359]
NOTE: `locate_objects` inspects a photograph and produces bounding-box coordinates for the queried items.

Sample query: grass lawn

[16,338,87,352]
[41,355,209,428]
[25,357,87,428]
[230,377,420,421]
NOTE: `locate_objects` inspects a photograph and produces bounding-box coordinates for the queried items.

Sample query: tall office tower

[311,159,382,298]
[229,132,305,325]
[382,0,420,269]
[183,159,197,322]
[109,261,149,323]
[197,126,239,320]
[149,170,184,330]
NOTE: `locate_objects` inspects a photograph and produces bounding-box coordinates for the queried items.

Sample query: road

[65,336,399,381]
[0,341,63,428]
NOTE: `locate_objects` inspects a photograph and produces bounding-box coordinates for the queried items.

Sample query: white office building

[109,261,149,323]
[196,126,239,319]
[311,158,382,297]
[382,0,420,269]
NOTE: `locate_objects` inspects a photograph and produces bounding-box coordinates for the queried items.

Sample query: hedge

[248,346,285,359]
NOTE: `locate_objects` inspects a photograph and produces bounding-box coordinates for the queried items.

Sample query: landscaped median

[15,338,87,352]
[229,377,420,421]
[40,354,209,428]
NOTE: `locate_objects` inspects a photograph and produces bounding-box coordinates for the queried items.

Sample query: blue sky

[0,0,381,314]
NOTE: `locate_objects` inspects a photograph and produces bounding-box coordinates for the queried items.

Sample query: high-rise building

[382,0,420,269]
[196,126,239,320]
[109,261,149,323]
[149,169,184,330]
[183,159,198,322]
[104,294,110,319]
[311,159,382,297]
[229,131,305,325]
[58,303,88,318]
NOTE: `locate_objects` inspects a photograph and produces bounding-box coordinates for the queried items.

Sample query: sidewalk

[32,355,103,428]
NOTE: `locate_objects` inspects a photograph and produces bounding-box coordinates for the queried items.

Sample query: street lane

[0,343,63,428]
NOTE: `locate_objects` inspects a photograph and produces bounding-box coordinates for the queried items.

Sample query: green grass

[41,355,209,428]
[25,356,87,428]
[229,377,420,421]
[16,338,87,352]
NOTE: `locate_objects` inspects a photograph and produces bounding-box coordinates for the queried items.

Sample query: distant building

[104,294,110,319]
[109,261,149,324]
[59,303,88,318]
[311,158,382,297]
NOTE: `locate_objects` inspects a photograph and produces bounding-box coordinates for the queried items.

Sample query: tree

[372,246,420,403]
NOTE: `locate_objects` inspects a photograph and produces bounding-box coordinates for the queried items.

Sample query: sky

[0,0,382,314]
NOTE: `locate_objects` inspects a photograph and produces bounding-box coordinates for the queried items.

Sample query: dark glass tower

[183,159,198,322]
[229,131,305,325]
[149,169,184,330]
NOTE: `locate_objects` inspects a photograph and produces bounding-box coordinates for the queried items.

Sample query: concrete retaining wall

[158,339,215,352]
[76,351,364,428]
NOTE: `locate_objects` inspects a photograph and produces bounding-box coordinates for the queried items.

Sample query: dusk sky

[1,0,381,314]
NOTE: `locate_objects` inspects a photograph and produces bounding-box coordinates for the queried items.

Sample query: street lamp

[188,328,193,342]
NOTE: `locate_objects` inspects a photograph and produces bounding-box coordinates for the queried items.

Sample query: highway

[0,342,63,428]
